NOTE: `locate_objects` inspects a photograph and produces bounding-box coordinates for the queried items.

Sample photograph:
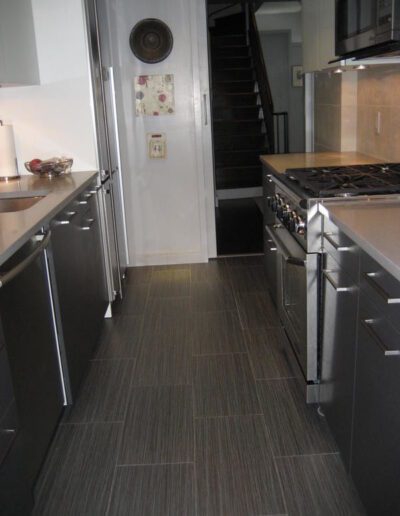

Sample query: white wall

[106,0,212,266]
[256,10,302,43]
[0,0,97,173]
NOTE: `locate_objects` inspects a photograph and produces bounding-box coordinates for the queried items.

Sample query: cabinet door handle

[0,231,52,288]
[81,218,95,231]
[324,232,351,252]
[322,269,351,292]
[361,319,400,356]
[203,93,208,126]
[363,272,400,304]
[58,211,77,225]
[78,200,88,205]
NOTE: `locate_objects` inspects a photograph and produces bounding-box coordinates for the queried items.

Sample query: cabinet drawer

[352,296,400,514]
[360,250,400,333]
[322,218,359,281]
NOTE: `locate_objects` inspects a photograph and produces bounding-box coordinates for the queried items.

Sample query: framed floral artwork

[135,74,175,116]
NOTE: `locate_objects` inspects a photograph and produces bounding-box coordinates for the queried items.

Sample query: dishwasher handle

[265,224,306,267]
[0,231,52,288]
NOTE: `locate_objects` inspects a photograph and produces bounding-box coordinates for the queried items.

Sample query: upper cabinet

[302,0,337,73]
[0,0,40,86]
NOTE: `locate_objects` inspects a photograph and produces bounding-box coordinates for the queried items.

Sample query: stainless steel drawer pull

[322,270,351,292]
[58,211,77,225]
[81,218,95,231]
[362,319,400,356]
[364,272,400,304]
[0,231,52,288]
[78,200,88,205]
[265,224,306,267]
[324,232,351,252]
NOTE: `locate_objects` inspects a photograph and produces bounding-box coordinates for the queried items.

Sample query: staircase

[210,11,272,194]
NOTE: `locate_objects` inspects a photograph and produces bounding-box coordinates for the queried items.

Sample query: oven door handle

[265,224,306,267]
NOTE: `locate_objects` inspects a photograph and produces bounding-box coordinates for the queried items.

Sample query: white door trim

[190,0,217,260]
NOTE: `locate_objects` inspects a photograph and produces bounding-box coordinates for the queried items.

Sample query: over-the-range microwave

[336,0,400,59]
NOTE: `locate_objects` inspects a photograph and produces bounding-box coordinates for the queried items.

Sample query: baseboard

[131,251,208,266]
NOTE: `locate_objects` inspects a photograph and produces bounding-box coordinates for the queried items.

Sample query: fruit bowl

[24,157,73,177]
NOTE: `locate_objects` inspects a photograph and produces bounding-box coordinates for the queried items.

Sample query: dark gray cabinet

[321,217,400,513]
[320,252,359,471]
[351,282,400,515]
[49,182,107,401]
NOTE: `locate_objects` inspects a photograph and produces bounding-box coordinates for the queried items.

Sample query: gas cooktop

[285,163,400,198]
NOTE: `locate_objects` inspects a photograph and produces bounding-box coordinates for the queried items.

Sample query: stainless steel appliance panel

[263,225,278,305]
[0,232,64,512]
[265,222,319,387]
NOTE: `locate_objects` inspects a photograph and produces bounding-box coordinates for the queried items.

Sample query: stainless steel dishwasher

[0,230,64,514]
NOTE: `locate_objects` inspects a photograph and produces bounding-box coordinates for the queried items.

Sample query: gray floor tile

[195,415,286,516]
[149,268,191,298]
[224,255,264,268]
[193,354,260,417]
[125,266,153,284]
[190,260,230,282]
[276,454,365,516]
[245,327,302,380]
[229,265,269,293]
[108,464,195,516]
[62,360,134,424]
[33,422,121,516]
[191,280,236,312]
[132,325,192,386]
[193,310,246,355]
[143,296,193,334]
[257,378,338,457]
[236,291,281,329]
[152,263,191,272]
[113,283,149,315]
[95,315,143,359]
[118,385,193,465]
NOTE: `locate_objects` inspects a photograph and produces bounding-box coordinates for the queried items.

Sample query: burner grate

[285,163,400,197]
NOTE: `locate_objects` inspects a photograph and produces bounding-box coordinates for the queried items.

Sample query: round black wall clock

[129,19,173,64]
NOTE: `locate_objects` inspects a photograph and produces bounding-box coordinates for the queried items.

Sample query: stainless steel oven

[265,222,319,402]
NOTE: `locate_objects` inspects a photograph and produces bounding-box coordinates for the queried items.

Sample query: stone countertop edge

[322,200,400,283]
[259,151,381,175]
[0,171,98,267]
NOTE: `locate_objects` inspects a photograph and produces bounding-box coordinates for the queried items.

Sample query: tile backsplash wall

[314,65,400,160]
[314,71,357,152]
[357,65,400,162]
[314,72,342,152]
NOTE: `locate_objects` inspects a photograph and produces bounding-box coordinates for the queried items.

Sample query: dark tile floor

[33,257,365,515]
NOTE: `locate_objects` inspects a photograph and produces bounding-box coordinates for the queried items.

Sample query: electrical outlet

[148,133,166,159]
[375,111,382,135]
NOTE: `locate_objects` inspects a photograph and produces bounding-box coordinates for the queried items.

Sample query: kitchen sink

[0,193,47,213]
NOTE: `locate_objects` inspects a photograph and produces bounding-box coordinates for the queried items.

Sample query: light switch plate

[148,133,166,159]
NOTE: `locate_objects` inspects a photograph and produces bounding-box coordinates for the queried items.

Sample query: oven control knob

[272,194,281,212]
[288,211,296,232]
[295,216,306,235]
[281,204,291,221]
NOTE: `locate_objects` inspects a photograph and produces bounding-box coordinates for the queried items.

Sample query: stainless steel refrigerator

[83,0,129,305]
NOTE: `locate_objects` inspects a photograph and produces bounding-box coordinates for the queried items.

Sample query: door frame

[190,0,217,259]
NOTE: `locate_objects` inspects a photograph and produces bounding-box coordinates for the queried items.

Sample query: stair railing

[247,2,275,153]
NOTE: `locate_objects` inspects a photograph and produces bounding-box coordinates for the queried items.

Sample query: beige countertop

[324,199,400,282]
[260,151,380,174]
[0,171,97,266]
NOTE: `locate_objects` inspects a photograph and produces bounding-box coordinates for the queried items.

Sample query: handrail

[247,2,275,153]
